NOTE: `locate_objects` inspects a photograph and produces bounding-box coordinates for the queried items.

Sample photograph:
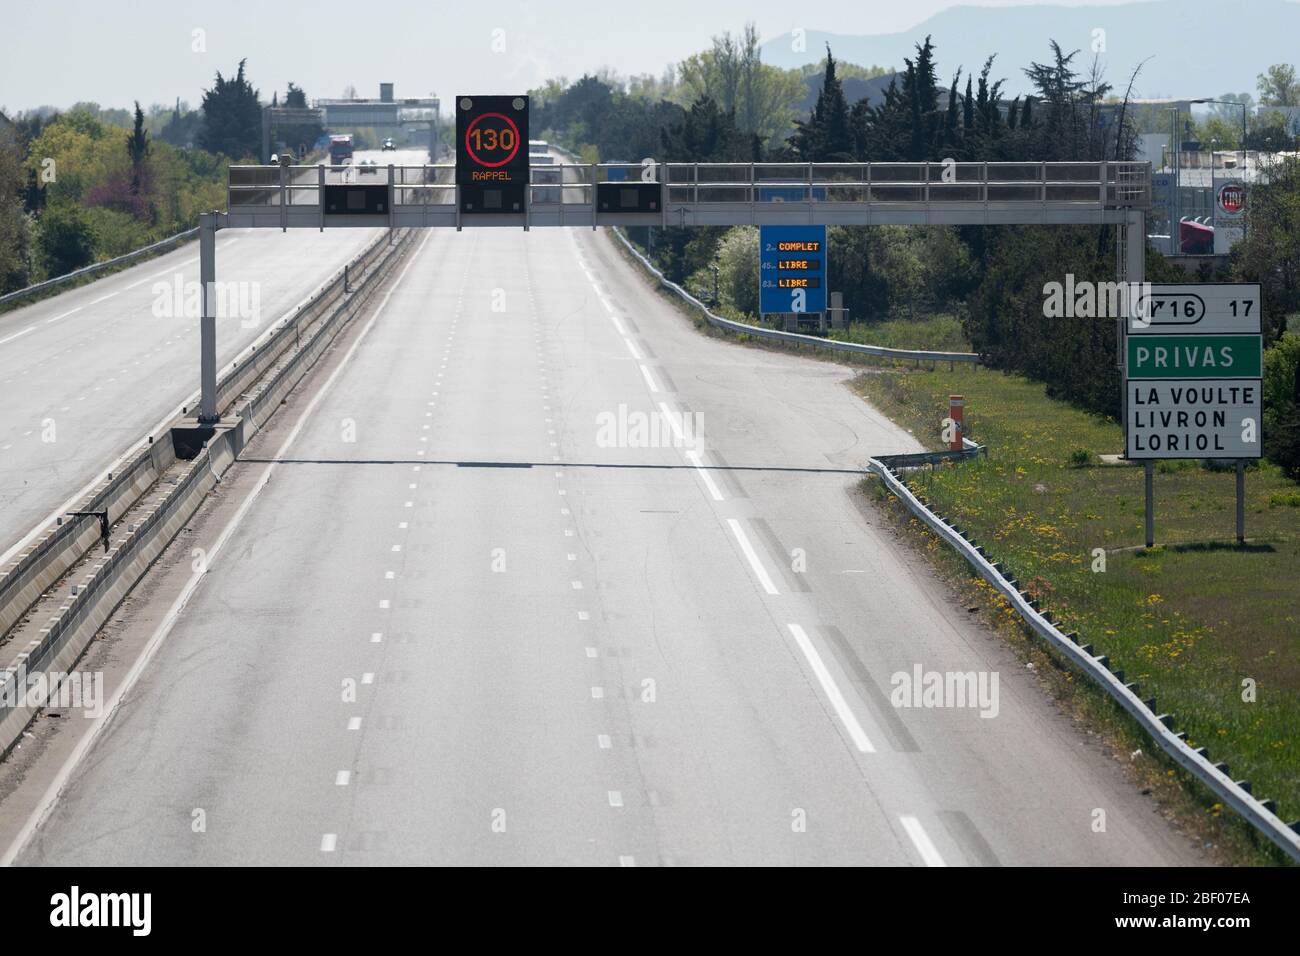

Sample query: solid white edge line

[786,623,875,753]
[0,230,432,867]
[727,518,779,596]
[900,815,947,867]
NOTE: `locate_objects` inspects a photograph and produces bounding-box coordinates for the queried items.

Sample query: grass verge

[855,365,1299,861]
[829,313,971,353]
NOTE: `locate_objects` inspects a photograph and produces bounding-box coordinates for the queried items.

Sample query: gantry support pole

[198,211,219,424]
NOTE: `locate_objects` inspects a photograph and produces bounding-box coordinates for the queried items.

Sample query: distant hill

[762,0,1299,100]
[796,71,903,113]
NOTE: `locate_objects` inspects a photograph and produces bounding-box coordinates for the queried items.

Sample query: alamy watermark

[596,404,703,450]
[1043,274,1153,326]
[890,665,999,718]
[152,276,262,328]
[0,663,104,718]
[50,886,150,936]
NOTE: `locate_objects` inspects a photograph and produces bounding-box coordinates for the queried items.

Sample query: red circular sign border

[464,112,522,169]
[1219,183,1245,214]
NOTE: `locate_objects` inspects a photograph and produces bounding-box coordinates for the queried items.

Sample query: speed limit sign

[456,95,529,215]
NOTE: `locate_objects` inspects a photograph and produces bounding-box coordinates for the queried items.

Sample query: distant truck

[329,134,354,164]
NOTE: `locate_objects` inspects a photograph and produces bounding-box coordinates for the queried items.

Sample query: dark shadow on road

[238,456,868,476]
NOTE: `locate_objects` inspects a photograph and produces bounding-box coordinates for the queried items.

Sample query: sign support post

[198,211,219,424]
[1145,461,1155,549]
[829,291,846,331]
[1236,460,1246,545]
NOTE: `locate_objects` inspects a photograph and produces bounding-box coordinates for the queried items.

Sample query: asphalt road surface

[0,226,381,559]
[8,224,1202,866]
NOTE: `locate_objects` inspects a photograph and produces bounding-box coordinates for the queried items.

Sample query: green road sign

[1127,335,1262,379]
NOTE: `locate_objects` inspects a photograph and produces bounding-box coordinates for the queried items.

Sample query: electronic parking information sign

[456,95,529,215]
[760,226,826,316]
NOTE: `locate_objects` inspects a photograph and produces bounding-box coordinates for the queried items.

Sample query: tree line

[536,34,1300,480]
[0,61,318,294]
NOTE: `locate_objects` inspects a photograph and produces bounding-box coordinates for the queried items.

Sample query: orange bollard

[948,395,965,451]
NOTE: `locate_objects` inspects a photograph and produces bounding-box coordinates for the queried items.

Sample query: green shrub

[35,201,95,278]
[1262,331,1300,481]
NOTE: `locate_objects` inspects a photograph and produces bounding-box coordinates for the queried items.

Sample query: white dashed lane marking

[900,815,947,867]
[726,519,779,596]
[786,624,875,754]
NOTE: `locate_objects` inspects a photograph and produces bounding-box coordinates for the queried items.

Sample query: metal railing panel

[226,161,1152,219]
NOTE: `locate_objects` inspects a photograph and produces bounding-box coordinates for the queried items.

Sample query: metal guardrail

[611,228,982,365]
[0,227,200,307]
[868,454,1300,862]
[0,230,392,642]
[875,439,985,469]
[0,229,414,757]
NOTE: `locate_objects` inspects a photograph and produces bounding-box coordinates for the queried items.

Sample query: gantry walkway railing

[226,161,1151,229]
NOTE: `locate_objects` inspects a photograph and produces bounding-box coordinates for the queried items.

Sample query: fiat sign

[1217,181,1246,217]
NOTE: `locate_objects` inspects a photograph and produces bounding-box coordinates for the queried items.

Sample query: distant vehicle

[382,138,396,151]
[1179,218,1214,255]
[329,134,354,164]
[528,139,549,156]
[358,159,378,175]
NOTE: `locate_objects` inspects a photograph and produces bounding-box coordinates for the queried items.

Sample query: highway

[5,223,1202,866]
[0,225,382,560]
[351,147,430,167]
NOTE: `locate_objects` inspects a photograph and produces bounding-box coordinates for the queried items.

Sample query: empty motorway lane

[4,225,1204,866]
[0,226,381,557]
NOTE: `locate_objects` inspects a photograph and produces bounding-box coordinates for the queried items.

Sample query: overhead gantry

[194,159,1149,422]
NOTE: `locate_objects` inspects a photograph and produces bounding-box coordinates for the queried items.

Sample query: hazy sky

[2,0,1155,114]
